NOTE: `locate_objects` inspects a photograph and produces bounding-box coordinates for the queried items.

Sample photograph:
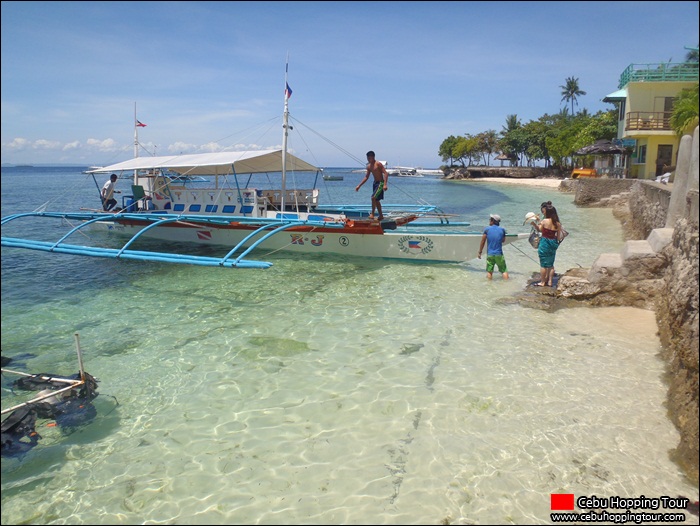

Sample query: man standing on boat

[356,151,388,220]
[101,173,120,211]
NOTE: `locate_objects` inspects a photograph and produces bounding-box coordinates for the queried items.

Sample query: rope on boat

[259,225,323,257]
[507,240,540,266]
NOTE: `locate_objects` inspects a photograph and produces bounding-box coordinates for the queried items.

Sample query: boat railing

[259,188,319,210]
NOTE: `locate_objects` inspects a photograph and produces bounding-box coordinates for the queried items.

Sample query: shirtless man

[355,150,388,220]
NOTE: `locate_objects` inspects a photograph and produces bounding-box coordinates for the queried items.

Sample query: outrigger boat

[1,75,528,269]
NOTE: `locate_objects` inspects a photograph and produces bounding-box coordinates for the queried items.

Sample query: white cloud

[167,141,197,154]
[4,137,31,150]
[62,141,81,151]
[32,139,61,150]
[86,138,119,151]
[198,142,225,153]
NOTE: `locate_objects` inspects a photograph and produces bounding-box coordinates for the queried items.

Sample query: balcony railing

[625,111,673,131]
[618,62,699,88]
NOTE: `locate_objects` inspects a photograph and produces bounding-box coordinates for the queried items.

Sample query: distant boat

[322,173,344,181]
[165,173,209,183]
[416,168,444,176]
[387,166,422,177]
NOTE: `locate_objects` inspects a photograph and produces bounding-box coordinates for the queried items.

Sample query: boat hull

[93,219,526,263]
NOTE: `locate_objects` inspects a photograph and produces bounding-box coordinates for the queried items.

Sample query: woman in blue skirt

[532,204,562,287]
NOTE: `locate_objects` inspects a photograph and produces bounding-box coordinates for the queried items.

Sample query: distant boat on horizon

[322,173,344,181]
[416,168,444,176]
[387,165,422,177]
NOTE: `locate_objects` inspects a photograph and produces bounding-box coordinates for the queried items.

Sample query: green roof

[603,88,627,102]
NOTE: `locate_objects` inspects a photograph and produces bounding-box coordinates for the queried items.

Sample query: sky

[1,1,698,169]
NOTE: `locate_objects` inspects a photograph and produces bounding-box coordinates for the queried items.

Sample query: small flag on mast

[136,120,147,127]
[285,83,292,99]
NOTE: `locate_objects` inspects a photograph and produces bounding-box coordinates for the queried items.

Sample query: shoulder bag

[557,225,569,243]
[528,227,541,249]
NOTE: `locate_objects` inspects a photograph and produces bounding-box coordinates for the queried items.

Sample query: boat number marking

[398,235,434,255]
[290,234,325,246]
[339,236,349,247]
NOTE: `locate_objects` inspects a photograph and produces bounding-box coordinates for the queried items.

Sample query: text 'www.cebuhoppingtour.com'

[549,494,696,524]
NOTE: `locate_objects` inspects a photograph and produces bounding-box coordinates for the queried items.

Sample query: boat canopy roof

[87,149,319,176]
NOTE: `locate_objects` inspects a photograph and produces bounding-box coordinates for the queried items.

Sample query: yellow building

[604,62,698,179]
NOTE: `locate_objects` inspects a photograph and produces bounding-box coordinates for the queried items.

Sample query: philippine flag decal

[398,235,434,255]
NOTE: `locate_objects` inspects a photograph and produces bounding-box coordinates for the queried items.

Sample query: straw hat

[523,212,538,225]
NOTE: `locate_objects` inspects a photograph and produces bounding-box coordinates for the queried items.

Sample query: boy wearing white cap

[478,214,509,280]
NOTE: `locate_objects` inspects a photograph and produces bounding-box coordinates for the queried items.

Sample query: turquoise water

[2,167,697,524]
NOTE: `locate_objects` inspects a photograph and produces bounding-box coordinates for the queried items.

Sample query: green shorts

[486,255,507,273]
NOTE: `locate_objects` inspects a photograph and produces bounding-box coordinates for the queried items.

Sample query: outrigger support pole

[75,332,86,383]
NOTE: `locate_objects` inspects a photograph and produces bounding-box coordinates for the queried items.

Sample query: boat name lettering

[398,235,434,255]
[290,234,325,246]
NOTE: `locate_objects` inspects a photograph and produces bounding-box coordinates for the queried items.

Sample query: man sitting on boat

[355,150,389,220]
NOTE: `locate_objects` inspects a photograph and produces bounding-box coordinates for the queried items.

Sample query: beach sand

[461,177,564,188]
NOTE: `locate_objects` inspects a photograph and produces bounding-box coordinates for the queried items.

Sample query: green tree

[476,130,499,165]
[685,46,699,62]
[499,128,529,167]
[543,110,585,169]
[521,119,550,167]
[448,136,466,167]
[438,135,461,165]
[452,135,481,166]
[560,76,586,115]
[498,115,523,165]
[670,84,699,136]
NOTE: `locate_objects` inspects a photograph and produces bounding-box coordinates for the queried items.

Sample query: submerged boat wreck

[1,334,100,458]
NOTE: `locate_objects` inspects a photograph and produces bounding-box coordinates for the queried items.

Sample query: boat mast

[281,57,290,214]
[134,102,139,159]
[134,102,139,183]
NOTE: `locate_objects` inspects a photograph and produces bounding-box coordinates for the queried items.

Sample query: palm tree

[501,114,521,135]
[560,76,586,115]
[685,46,699,63]
[670,85,699,136]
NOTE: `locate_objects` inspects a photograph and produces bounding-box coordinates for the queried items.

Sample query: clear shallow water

[2,167,697,524]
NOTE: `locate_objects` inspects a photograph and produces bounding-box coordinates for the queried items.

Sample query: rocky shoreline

[442,165,564,180]
[444,147,699,484]
[506,135,698,484]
